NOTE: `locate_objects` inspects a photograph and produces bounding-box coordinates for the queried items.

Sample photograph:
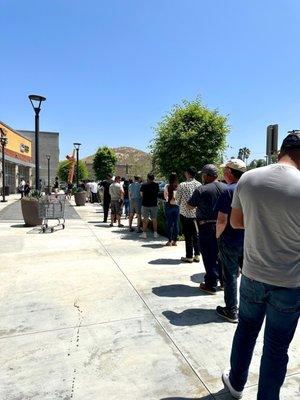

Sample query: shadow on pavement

[141,243,166,249]
[162,308,226,326]
[152,284,203,297]
[149,258,182,265]
[160,389,229,399]
[190,273,205,283]
[10,224,27,228]
[160,397,213,400]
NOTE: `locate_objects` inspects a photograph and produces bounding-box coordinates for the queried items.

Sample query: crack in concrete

[67,298,84,399]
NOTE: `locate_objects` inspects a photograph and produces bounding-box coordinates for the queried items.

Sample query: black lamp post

[28,94,46,190]
[46,154,51,194]
[73,143,81,188]
[0,128,8,203]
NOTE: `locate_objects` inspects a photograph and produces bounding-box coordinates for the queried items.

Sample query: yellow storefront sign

[0,122,32,157]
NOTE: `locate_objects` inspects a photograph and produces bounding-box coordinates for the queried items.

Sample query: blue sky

[1,0,300,161]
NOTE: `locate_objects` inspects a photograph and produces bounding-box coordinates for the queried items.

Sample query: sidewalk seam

[86,221,216,398]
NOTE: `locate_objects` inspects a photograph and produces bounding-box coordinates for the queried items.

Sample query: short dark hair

[147,173,155,181]
[186,166,197,178]
[107,173,113,178]
[229,168,244,179]
[134,176,140,181]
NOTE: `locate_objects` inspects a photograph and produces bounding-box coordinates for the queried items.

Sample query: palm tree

[238,147,251,165]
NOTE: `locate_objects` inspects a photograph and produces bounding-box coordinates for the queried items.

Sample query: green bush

[57,160,89,183]
[151,98,229,180]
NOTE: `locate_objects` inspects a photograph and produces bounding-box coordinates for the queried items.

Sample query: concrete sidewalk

[0,202,299,399]
[0,193,20,213]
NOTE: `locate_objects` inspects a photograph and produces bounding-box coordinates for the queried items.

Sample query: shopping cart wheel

[51,228,54,233]
[62,224,65,229]
[42,227,46,233]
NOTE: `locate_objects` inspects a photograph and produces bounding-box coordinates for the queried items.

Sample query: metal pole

[47,157,50,193]
[1,143,6,202]
[35,110,40,190]
[76,148,79,188]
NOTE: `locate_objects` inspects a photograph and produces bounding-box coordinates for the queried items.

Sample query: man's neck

[278,155,298,169]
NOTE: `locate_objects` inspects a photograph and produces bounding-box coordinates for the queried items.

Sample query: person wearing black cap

[222,131,300,400]
[187,164,226,294]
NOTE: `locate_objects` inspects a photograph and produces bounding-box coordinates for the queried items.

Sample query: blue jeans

[123,198,130,216]
[218,239,243,311]
[230,276,300,399]
[165,204,179,242]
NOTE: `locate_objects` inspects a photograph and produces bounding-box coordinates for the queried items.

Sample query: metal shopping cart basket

[38,194,66,233]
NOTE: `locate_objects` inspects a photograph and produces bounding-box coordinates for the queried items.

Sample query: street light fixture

[28,94,46,190]
[46,154,51,194]
[73,143,81,188]
[0,128,8,203]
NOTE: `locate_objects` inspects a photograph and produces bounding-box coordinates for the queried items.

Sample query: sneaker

[153,232,159,238]
[181,257,193,263]
[165,241,172,246]
[137,228,143,233]
[118,224,124,227]
[109,223,113,227]
[216,306,238,323]
[171,241,177,246]
[139,232,147,239]
[199,282,217,295]
[222,370,243,399]
[193,255,200,263]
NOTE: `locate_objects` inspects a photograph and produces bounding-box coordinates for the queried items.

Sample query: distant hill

[82,146,153,178]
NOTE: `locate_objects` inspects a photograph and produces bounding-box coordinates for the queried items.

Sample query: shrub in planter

[73,188,87,206]
[21,190,43,227]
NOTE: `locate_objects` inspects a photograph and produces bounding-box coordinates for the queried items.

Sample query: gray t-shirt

[232,164,300,288]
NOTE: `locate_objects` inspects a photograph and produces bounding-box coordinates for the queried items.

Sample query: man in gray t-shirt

[222,131,300,400]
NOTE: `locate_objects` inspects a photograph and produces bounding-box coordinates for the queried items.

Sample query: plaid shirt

[176,179,202,218]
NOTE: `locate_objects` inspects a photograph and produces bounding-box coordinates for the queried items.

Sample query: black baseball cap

[201,164,218,177]
[281,130,300,151]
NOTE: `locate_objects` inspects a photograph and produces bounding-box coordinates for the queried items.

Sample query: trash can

[5,186,10,196]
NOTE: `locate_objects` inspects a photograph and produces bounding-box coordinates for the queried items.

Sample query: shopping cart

[38,194,66,233]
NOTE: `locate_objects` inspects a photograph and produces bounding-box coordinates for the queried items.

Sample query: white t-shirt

[90,182,98,194]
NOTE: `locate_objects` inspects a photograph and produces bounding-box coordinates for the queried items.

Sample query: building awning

[0,151,35,168]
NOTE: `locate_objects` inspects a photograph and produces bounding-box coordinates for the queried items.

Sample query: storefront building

[0,121,34,194]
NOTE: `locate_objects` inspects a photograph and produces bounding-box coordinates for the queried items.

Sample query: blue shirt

[129,182,141,200]
[214,183,244,247]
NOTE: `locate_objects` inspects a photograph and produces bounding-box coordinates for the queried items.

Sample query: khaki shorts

[111,200,122,215]
[142,206,158,219]
[130,199,142,214]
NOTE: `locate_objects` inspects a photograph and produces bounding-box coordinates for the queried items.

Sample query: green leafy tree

[93,146,117,180]
[151,99,229,180]
[248,158,266,170]
[57,160,89,182]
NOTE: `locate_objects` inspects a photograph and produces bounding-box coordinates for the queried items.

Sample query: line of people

[98,130,300,400]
